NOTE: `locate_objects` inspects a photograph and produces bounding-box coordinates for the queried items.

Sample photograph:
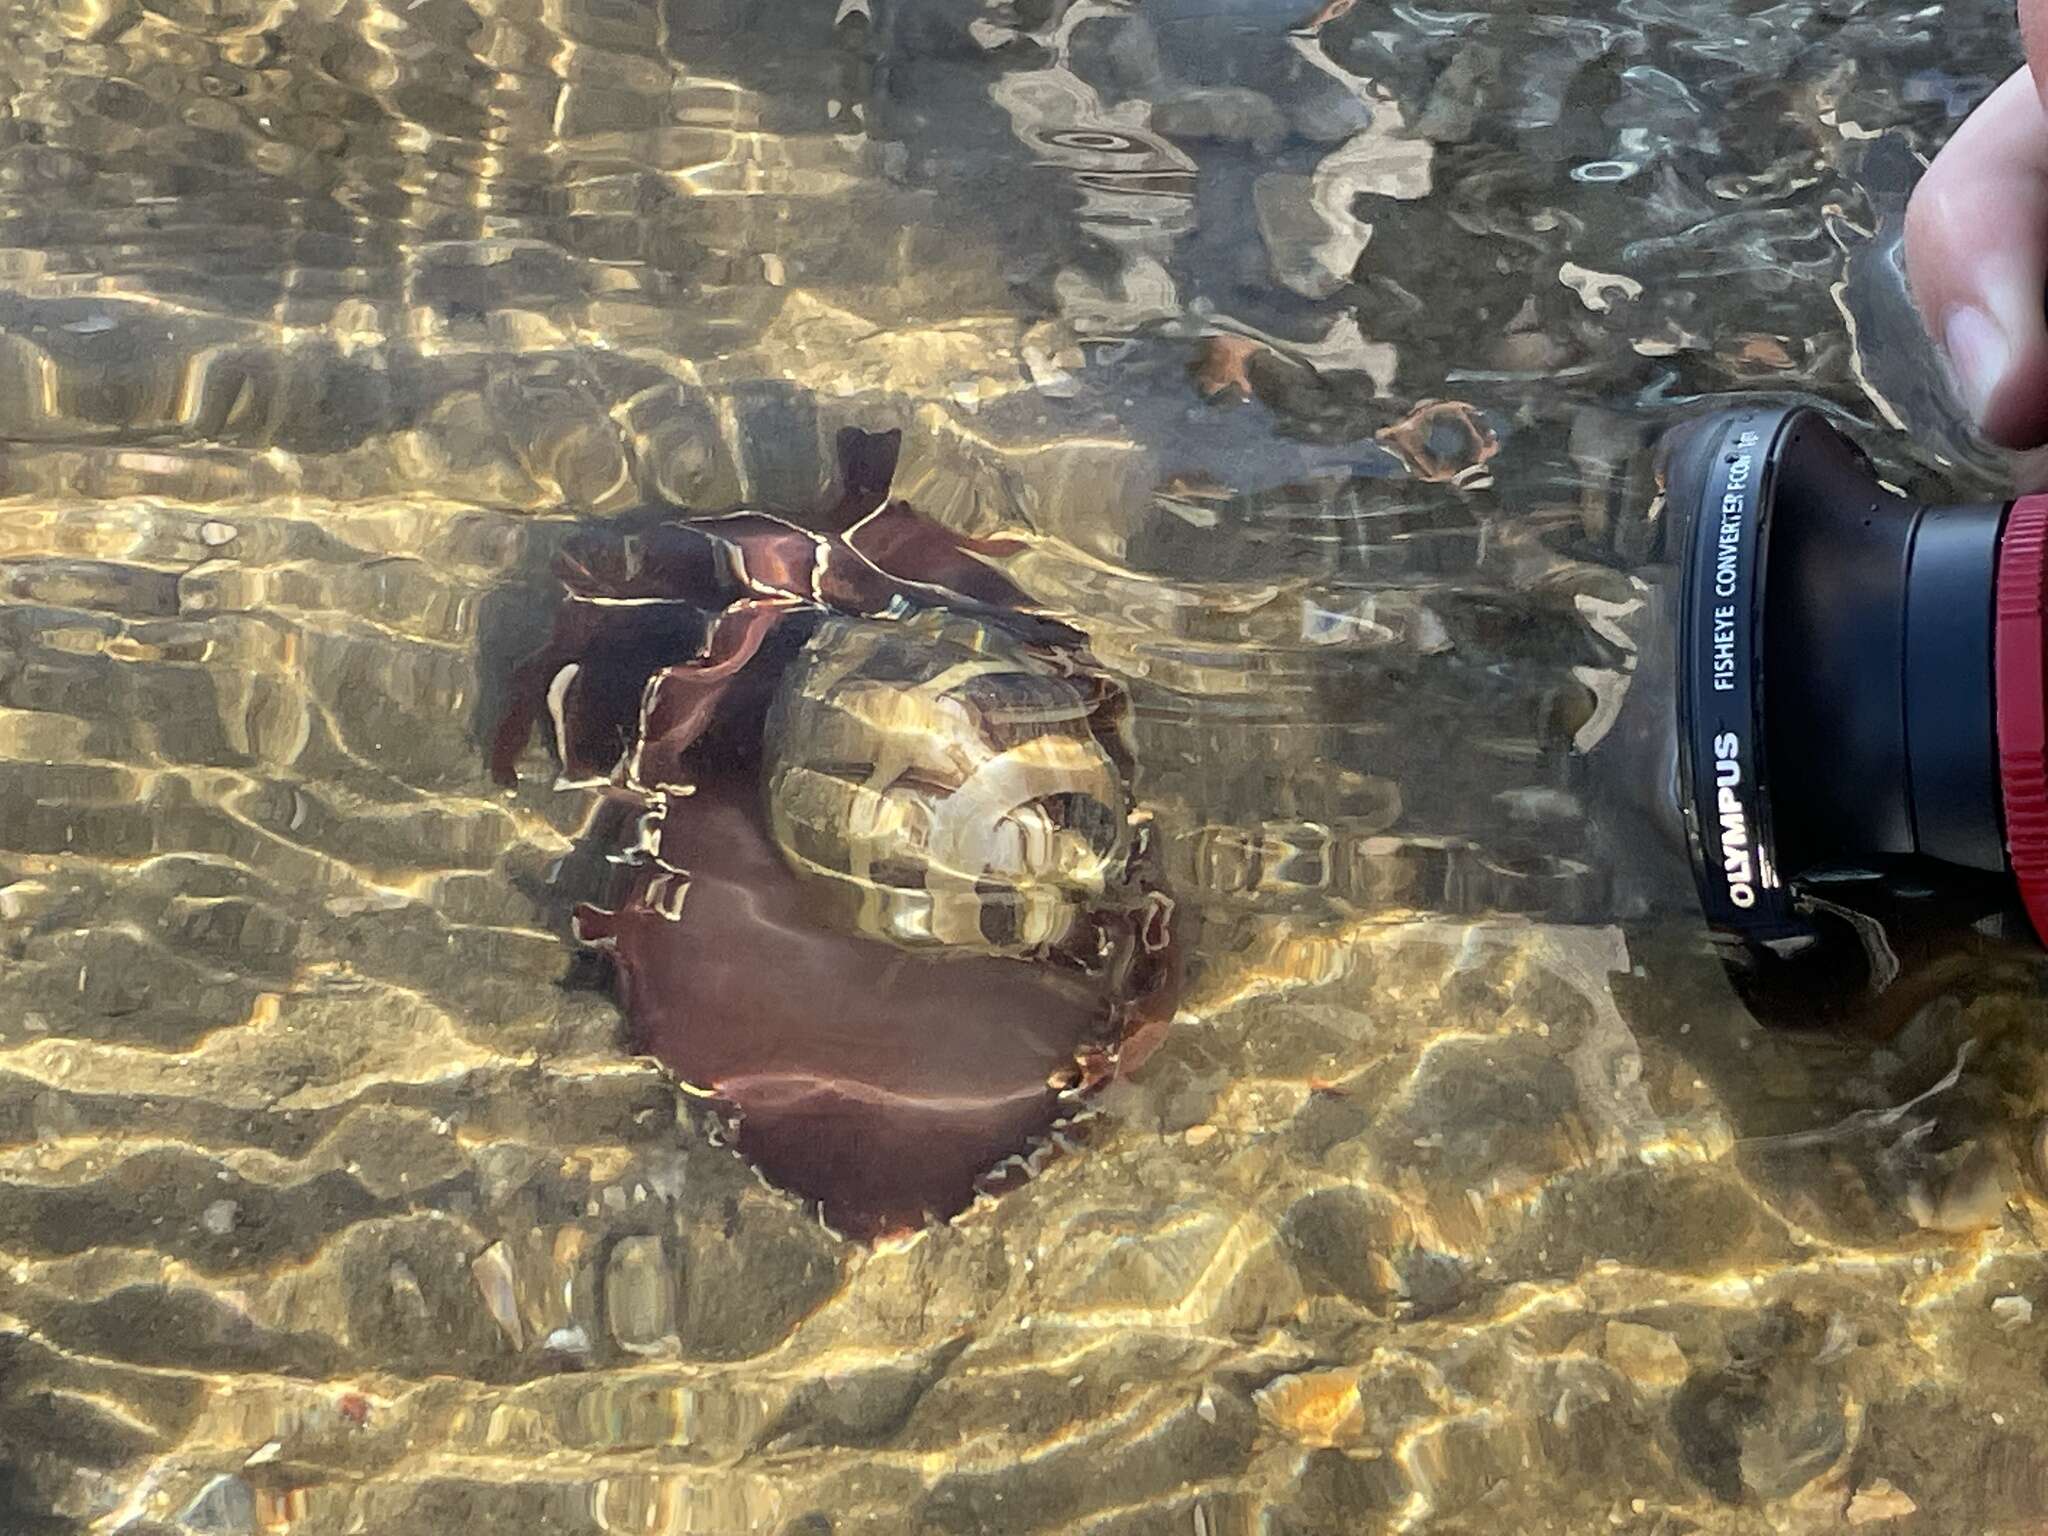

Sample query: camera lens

[1657,405,2048,965]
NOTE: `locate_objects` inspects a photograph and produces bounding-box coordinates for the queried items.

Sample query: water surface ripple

[1,0,2044,1532]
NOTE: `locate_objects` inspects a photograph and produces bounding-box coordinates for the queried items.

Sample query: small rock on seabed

[1846,1479,1918,1524]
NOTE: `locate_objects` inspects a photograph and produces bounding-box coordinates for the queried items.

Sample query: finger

[2024,0,2048,84]
[1904,66,2048,449]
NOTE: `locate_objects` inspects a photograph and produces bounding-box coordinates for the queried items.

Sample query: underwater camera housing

[1652,405,2048,999]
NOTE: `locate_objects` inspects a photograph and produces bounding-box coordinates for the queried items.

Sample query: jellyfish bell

[495,429,1179,1238]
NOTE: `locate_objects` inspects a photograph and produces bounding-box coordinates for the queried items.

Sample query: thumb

[2026,0,2048,83]
[1904,65,2048,450]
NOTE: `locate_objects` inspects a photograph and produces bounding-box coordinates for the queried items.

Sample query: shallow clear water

[3,0,2047,1531]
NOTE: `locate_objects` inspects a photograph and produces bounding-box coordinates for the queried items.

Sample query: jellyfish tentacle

[686,514,824,598]
[490,646,568,786]
[813,427,904,535]
[628,598,798,791]
[840,502,1038,610]
[571,902,621,948]
[491,593,717,786]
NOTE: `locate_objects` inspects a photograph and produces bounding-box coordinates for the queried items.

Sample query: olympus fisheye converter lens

[1656,406,2048,970]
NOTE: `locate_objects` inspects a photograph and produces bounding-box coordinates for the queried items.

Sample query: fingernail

[1945,305,2011,424]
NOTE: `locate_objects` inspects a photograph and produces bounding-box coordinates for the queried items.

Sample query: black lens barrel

[1761,410,2006,875]
[1902,502,2006,871]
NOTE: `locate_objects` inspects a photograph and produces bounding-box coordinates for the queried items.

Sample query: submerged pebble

[173,1474,255,1536]
[1846,1479,1918,1524]
[470,1241,523,1347]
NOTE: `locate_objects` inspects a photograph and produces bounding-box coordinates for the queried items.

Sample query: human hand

[1905,1,2048,450]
